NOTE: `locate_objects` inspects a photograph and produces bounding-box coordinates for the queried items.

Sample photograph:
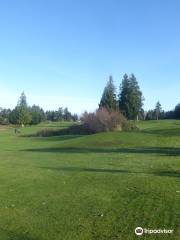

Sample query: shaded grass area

[23,123,94,137]
[40,166,180,178]
[0,120,179,239]
[24,146,180,156]
[143,127,180,136]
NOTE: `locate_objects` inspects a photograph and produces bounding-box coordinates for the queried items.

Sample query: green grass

[0,120,179,240]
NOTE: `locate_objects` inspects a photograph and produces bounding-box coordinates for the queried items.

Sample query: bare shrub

[81,108,127,133]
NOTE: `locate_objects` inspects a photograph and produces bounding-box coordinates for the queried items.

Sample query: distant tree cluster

[99,75,180,121]
[145,102,180,120]
[46,108,78,122]
[99,74,144,120]
[0,92,78,125]
[0,108,11,125]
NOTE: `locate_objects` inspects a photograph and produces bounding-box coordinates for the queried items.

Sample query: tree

[10,92,31,125]
[99,76,117,111]
[57,107,64,121]
[0,108,11,124]
[30,105,45,125]
[118,74,131,118]
[119,74,143,120]
[63,107,72,121]
[145,110,156,120]
[174,103,180,119]
[155,101,162,120]
[17,91,28,108]
[46,110,56,121]
[72,113,78,122]
[164,110,174,119]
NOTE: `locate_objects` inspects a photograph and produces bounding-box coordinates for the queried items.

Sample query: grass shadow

[40,166,129,174]
[40,166,180,179]
[154,170,180,178]
[24,146,180,156]
[22,124,93,137]
[32,135,83,142]
[0,229,40,240]
[143,128,180,136]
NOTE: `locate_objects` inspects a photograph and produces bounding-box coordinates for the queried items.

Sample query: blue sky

[0,0,179,113]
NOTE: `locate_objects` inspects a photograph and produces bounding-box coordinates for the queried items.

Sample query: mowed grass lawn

[0,120,179,240]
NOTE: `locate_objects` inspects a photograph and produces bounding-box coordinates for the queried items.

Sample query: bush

[81,108,128,133]
[122,121,139,131]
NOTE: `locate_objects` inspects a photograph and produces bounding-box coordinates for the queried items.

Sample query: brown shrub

[81,108,127,133]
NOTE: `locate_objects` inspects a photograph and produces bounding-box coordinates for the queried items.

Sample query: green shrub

[122,121,139,131]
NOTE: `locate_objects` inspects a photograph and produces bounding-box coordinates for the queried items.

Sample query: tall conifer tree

[119,74,143,119]
[99,76,117,111]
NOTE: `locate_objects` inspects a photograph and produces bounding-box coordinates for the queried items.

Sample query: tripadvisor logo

[135,227,174,236]
[135,227,143,236]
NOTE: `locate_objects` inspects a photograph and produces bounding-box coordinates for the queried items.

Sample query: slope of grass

[0,120,179,239]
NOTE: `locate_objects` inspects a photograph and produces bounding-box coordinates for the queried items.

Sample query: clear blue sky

[0,0,179,113]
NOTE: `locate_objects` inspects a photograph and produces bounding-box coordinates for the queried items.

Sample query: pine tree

[118,74,130,118]
[17,91,28,108]
[63,107,72,121]
[14,92,31,125]
[155,101,162,120]
[119,74,143,119]
[175,103,180,119]
[99,76,117,111]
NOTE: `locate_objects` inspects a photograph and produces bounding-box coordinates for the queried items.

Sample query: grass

[0,120,179,239]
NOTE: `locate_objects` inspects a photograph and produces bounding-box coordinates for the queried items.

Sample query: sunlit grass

[0,120,179,239]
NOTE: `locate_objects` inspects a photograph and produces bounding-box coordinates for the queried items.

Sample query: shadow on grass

[0,229,40,240]
[40,166,180,178]
[143,128,180,136]
[154,170,180,178]
[22,124,93,138]
[33,135,83,142]
[24,146,180,156]
[41,166,129,174]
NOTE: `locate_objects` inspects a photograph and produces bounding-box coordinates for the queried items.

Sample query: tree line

[0,92,78,125]
[145,102,180,120]
[99,74,180,120]
[0,75,180,126]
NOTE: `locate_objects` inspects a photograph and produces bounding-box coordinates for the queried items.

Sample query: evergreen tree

[174,103,180,119]
[63,107,72,121]
[155,101,162,120]
[30,105,45,124]
[72,113,78,122]
[57,107,64,121]
[119,74,143,119]
[12,92,31,125]
[118,74,131,118]
[99,76,117,111]
[17,91,28,108]
[0,108,11,124]
[145,110,156,120]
